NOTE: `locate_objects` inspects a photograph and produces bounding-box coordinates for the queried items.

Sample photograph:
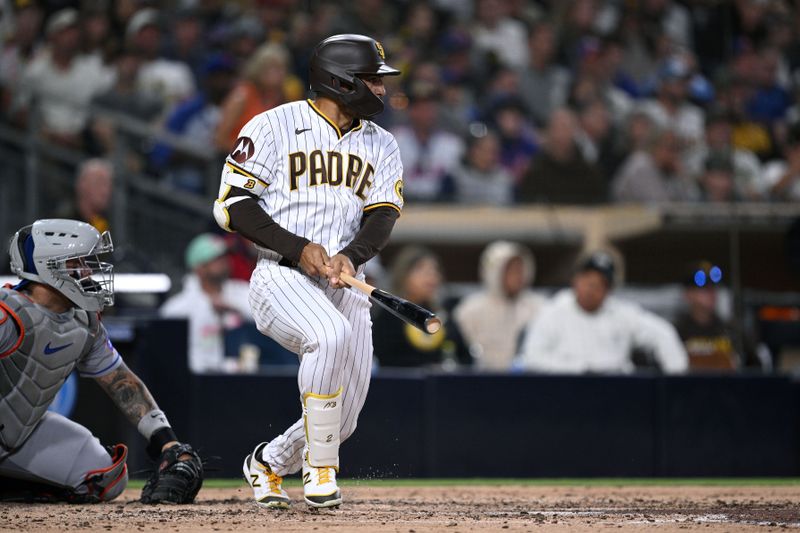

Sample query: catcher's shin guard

[0,445,127,503]
[81,443,128,502]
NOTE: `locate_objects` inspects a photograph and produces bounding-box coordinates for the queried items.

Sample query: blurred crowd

[164,232,769,375]
[1,0,795,374]
[3,0,800,205]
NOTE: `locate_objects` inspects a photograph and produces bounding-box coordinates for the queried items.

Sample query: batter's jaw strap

[303,387,343,471]
[81,443,129,502]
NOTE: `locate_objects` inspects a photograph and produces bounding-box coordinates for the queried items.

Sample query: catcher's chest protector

[0,288,97,453]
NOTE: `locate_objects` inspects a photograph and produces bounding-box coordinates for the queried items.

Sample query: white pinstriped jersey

[218,99,404,256]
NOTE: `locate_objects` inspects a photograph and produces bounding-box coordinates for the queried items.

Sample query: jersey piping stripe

[350,121,364,134]
[306,99,363,140]
[363,202,401,214]
[0,300,24,359]
[226,161,263,182]
[307,99,342,138]
[79,352,121,377]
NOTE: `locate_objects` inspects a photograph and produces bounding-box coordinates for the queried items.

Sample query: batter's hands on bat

[299,243,331,277]
[328,254,355,289]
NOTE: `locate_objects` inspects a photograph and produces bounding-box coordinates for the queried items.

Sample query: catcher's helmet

[9,219,114,311]
[309,34,400,119]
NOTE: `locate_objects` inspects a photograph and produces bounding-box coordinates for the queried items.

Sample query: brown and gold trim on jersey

[226,161,259,179]
[307,99,363,139]
[363,202,401,215]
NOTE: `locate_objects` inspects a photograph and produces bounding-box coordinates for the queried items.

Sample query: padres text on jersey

[218,99,404,256]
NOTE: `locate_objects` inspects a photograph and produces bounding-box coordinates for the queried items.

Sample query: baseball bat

[339,272,442,334]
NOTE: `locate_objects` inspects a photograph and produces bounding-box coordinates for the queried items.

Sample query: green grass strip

[127,477,800,490]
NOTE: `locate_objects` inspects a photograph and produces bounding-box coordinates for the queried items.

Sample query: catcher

[0,219,203,503]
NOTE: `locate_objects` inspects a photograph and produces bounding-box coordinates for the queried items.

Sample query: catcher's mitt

[140,443,203,504]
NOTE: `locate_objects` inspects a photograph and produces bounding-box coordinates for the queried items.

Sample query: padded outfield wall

[71,319,799,479]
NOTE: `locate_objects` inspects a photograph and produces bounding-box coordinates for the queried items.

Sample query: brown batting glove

[328,254,355,289]
[299,243,331,277]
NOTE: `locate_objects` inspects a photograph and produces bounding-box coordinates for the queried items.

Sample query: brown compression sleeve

[226,187,310,263]
[338,206,399,267]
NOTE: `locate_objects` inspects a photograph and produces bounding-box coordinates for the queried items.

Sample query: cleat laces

[318,467,331,485]
[268,472,283,494]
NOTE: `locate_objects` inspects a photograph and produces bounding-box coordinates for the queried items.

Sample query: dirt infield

[2,483,799,532]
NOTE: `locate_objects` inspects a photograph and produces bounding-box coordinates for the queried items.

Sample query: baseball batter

[213,34,403,509]
[0,219,203,503]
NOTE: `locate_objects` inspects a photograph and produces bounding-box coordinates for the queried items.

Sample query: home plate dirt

[2,485,799,532]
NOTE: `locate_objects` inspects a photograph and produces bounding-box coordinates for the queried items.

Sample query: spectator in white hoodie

[454,241,545,371]
[517,251,688,374]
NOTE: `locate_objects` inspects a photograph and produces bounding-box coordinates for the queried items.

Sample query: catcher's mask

[309,34,400,119]
[9,219,114,312]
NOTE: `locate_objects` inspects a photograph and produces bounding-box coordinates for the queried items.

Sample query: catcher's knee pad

[303,387,342,469]
[81,443,128,502]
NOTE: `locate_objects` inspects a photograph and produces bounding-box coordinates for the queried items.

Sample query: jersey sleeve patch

[394,179,403,202]
[230,136,255,164]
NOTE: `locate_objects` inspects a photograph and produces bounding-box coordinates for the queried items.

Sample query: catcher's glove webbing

[140,443,203,504]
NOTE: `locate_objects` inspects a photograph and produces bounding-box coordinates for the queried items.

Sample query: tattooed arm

[94,362,179,453]
[95,361,158,424]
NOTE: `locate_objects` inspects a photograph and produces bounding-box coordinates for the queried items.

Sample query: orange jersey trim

[0,300,25,359]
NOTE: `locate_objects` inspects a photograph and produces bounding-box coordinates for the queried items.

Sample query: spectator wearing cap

[518,108,607,205]
[684,107,764,200]
[150,52,236,193]
[638,55,705,150]
[517,251,688,374]
[214,42,303,153]
[391,85,464,202]
[518,20,571,128]
[454,241,545,371]
[127,8,196,108]
[762,122,800,201]
[11,7,114,148]
[446,129,514,205]
[160,233,253,373]
[673,261,762,371]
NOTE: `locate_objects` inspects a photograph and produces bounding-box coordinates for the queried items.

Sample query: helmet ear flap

[9,224,34,276]
[21,233,37,275]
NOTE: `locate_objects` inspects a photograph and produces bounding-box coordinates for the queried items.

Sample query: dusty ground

[1,484,799,532]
